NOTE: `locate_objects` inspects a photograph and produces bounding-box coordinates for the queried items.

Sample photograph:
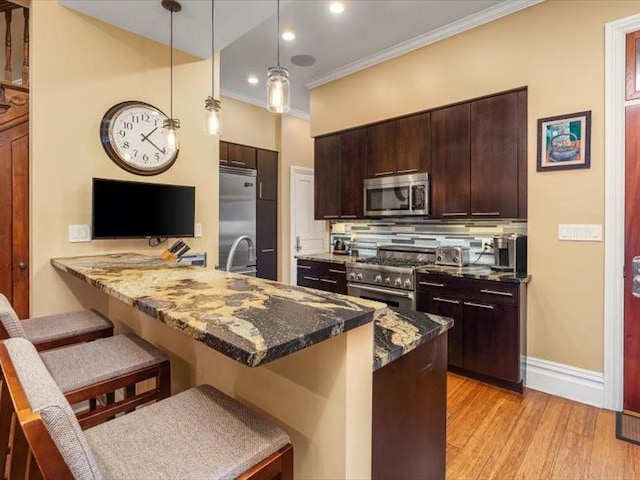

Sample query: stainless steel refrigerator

[219,166,257,275]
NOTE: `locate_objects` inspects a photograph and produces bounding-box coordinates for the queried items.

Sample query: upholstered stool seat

[40,333,167,394]
[0,294,113,351]
[0,338,293,480]
[85,385,290,479]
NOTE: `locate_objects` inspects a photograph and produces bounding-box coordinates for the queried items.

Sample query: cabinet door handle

[480,289,513,297]
[298,265,312,270]
[419,281,446,288]
[472,212,501,216]
[340,215,357,219]
[259,182,263,199]
[397,168,418,174]
[433,297,460,305]
[463,301,494,310]
[374,171,394,176]
[261,248,275,253]
[230,161,246,166]
[329,269,346,274]
[442,212,468,217]
[303,276,320,282]
[323,215,339,219]
[320,278,338,284]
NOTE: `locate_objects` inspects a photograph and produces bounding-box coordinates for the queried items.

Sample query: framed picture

[537,111,591,171]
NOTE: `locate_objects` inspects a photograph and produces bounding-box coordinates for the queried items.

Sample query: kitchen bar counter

[52,253,451,371]
[417,264,531,283]
[295,252,358,264]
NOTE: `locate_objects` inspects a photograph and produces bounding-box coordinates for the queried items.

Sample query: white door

[290,166,327,284]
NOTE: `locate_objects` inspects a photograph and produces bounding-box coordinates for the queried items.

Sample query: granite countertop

[416,264,531,284]
[295,253,358,265]
[52,253,452,371]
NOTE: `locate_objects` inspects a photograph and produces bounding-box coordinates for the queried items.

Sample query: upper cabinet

[219,141,257,169]
[313,88,527,220]
[315,130,367,220]
[366,113,431,178]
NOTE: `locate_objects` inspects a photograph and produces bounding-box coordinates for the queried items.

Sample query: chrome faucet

[225,235,256,272]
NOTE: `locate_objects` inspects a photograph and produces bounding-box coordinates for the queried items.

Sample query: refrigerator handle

[296,236,301,252]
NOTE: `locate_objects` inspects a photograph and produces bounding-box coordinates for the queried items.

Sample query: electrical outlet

[69,224,91,243]
[194,223,202,238]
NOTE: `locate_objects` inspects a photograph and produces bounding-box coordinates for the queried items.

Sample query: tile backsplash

[330,219,527,266]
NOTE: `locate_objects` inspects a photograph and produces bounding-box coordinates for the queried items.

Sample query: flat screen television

[92,178,195,239]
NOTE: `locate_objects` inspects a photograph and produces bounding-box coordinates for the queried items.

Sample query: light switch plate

[69,224,91,242]
[558,224,603,241]
[194,223,202,238]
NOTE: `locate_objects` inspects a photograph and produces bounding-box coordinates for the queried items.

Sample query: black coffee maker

[492,234,527,275]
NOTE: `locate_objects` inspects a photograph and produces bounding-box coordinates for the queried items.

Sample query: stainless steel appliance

[363,172,429,217]
[219,166,257,276]
[435,246,469,267]
[492,233,527,275]
[346,245,436,310]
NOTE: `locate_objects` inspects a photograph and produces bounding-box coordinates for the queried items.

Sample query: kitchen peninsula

[52,253,452,479]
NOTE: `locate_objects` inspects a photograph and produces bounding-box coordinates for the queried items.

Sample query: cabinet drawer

[416,274,465,295]
[462,280,519,306]
[298,274,322,289]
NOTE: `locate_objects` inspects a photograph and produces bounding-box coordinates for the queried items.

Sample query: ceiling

[59,0,542,118]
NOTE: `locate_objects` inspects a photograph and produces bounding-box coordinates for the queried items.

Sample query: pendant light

[162,0,181,150]
[266,0,290,113]
[204,0,222,135]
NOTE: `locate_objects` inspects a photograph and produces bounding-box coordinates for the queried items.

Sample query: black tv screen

[92,178,195,239]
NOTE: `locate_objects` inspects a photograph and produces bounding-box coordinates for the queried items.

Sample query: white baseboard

[524,356,604,408]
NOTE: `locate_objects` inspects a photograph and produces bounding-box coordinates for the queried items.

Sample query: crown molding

[220,89,311,121]
[306,0,545,90]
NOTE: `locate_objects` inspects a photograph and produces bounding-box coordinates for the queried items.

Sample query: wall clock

[100,101,179,176]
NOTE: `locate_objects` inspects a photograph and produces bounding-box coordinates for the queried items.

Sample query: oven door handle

[348,283,414,299]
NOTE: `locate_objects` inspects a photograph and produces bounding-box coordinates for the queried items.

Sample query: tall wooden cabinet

[0,84,29,319]
[256,149,278,281]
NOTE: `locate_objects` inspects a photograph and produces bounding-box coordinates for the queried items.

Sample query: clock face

[100,101,179,176]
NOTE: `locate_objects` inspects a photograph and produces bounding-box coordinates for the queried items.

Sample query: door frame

[604,13,640,411]
[289,165,315,284]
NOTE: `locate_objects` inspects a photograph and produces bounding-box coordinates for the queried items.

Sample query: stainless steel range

[346,245,436,310]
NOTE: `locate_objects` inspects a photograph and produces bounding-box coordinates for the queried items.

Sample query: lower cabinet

[372,333,447,480]
[416,273,525,392]
[296,259,347,295]
[256,200,277,280]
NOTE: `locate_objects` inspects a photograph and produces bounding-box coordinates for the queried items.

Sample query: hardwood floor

[446,374,640,479]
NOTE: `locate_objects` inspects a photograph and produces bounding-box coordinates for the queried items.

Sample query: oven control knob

[394,277,402,287]
[384,277,391,285]
[356,273,363,281]
[404,278,412,288]
[374,274,382,284]
[348,272,356,281]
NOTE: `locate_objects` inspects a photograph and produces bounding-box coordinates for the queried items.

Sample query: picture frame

[537,110,591,171]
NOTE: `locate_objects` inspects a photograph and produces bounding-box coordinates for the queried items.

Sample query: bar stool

[0,338,293,480]
[0,294,113,351]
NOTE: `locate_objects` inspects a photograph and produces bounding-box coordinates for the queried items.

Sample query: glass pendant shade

[204,97,223,135]
[267,66,290,113]
[163,118,180,150]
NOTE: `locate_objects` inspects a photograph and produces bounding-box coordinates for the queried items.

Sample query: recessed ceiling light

[282,31,295,41]
[329,2,345,14]
[247,76,259,85]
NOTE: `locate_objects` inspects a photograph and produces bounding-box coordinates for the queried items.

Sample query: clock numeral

[155,152,160,161]
[124,122,133,130]
[133,149,138,158]
[131,114,140,124]
[142,113,150,122]
[122,141,129,149]
[118,130,126,138]
[143,153,149,163]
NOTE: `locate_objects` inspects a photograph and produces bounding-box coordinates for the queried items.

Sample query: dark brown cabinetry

[219,141,257,169]
[372,332,446,480]
[257,149,278,201]
[430,89,527,220]
[366,114,431,178]
[256,149,278,281]
[314,131,366,220]
[416,273,524,392]
[430,104,471,219]
[296,259,347,295]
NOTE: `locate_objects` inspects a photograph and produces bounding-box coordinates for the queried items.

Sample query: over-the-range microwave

[363,172,429,217]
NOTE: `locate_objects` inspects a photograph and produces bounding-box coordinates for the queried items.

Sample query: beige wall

[31,2,219,315]
[310,0,640,373]
[220,95,279,151]
[279,115,314,283]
